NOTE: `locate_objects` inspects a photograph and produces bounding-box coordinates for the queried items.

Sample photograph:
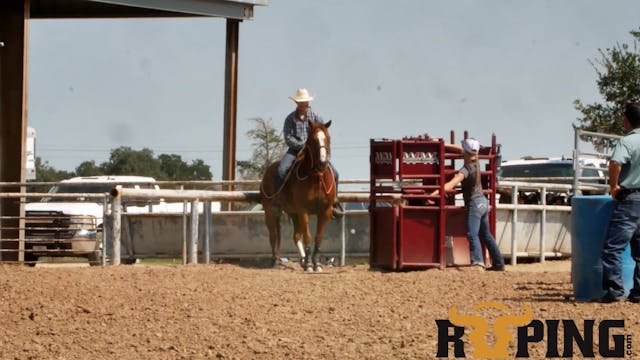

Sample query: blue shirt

[283,108,323,152]
[610,128,640,189]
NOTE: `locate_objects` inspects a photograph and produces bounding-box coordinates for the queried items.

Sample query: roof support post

[0,0,29,262]
[222,18,239,210]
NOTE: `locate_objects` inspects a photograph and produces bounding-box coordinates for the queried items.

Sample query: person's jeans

[276,151,296,188]
[466,196,504,267]
[602,192,640,299]
[276,150,339,195]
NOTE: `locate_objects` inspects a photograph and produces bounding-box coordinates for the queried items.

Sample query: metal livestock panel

[495,208,571,258]
[120,211,370,261]
[118,207,571,263]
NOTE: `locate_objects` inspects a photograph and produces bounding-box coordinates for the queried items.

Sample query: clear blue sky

[27,0,640,180]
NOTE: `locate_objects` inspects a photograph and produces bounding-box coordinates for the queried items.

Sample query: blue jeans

[277,150,339,191]
[602,193,640,299]
[466,196,504,267]
[277,151,298,182]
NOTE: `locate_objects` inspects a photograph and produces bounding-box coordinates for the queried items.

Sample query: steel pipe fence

[0,177,616,266]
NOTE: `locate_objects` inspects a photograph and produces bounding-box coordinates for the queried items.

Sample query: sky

[26,0,640,181]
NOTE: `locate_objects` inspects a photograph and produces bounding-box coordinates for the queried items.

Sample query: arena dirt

[0,259,637,359]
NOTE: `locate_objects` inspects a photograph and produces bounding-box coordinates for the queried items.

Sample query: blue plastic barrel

[571,195,634,301]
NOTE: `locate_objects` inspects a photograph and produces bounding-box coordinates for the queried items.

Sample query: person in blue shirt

[601,101,640,303]
[274,88,344,219]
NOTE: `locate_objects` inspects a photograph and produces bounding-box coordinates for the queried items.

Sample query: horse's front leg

[298,213,313,272]
[290,214,306,270]
[312,210,332,272]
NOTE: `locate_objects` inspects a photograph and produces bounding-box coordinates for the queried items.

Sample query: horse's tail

[260,163,279,200]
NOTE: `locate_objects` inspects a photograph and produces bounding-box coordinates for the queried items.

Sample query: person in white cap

[430,138,505,271]
[274,88,344,219]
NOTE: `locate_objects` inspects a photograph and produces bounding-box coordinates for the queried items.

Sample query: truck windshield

[497,163,574,178]
[41,184,114,202]
[40,183,158,202]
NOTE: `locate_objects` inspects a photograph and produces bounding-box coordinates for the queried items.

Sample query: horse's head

[305,119,332,172]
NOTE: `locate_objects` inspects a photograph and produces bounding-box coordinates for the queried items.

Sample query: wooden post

[0,0,29,261]
[222,19,239,211]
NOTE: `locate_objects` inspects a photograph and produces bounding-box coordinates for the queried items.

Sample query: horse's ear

[325,120,332,128]
[307,119,313,128]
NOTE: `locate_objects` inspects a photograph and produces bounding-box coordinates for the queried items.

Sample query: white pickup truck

[24,175,217,264]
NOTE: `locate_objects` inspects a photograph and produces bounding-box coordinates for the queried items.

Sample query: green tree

[159,154,188,180]
[34,147,213,182]
[237,117,286,180]
[33,157,74,193]
[185,159,213,180]
[159,154,212,181]
[75,160,104,177]
[102,147,164,178]
[574,28,640,145]
[35,157,73,182]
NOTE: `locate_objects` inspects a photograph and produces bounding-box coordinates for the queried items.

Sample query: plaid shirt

[283,108,323,152]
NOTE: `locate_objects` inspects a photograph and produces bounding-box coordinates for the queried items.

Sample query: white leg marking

[296,240,306,258]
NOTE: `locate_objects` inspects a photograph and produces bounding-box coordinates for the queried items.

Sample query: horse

[260,120,336,272]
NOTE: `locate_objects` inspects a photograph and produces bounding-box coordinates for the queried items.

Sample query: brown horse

[260,120,336,272]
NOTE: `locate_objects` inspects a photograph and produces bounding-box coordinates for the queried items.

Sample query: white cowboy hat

[289,88,314,103]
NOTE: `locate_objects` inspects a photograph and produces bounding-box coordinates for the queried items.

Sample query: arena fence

[0,178,611,267]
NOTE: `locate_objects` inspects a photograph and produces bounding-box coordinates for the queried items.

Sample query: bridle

[296,126,331,180]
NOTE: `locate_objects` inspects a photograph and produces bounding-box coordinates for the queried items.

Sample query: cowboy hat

[289,88,314,103]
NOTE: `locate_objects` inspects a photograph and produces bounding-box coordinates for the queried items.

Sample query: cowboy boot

[331,175,344,219]
[331,199,344,219]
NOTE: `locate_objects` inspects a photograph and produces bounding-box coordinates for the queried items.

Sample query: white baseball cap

[462,138,480,154]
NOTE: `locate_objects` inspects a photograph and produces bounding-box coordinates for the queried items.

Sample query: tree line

[34,118,284,184]
[35,147,212,182]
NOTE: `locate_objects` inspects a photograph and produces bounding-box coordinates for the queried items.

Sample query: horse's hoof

[272,262,284,269]
[314,265,323,273]
[305,265,314,273]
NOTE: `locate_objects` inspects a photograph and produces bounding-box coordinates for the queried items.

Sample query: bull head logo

[449,301,532,358]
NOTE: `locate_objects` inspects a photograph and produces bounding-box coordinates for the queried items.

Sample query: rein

[318,167,334,195]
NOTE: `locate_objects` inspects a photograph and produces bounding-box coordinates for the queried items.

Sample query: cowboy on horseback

[273,88,344,219]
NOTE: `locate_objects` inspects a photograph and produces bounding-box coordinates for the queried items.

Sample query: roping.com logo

[435,301,632,358]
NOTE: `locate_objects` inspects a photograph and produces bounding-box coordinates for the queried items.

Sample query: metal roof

[30,0,268,20]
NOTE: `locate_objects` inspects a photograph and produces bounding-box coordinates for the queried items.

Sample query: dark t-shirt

[458,162,484,205]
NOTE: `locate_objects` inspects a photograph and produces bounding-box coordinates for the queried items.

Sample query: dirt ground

[0,259,638,360]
